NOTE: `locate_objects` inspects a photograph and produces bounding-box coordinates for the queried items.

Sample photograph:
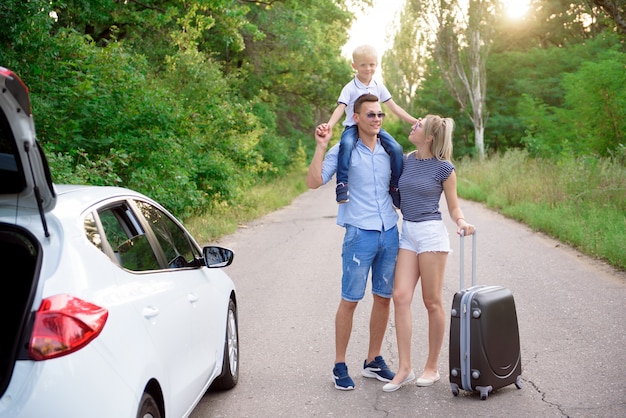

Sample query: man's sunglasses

[361,112,386,119]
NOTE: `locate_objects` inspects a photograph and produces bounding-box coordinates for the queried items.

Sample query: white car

[0,67,239,418]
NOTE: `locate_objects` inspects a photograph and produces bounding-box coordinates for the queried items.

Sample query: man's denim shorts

[341,224,399,302]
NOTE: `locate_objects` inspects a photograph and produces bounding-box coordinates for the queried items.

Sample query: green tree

[519,40,626,158]
[0,0,56,77]
[231,0,355,170]
[590,0,626,36]
[487,31,623,155]
[381,2,425,116]
[0,0,366,217]
[562,52,626,156]
[432,0,498,160]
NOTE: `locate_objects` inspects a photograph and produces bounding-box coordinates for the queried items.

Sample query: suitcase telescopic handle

[459,230,477,289]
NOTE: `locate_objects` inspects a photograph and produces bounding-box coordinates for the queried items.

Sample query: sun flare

[502,0,530,19]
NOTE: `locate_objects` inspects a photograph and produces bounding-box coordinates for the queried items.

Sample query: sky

[341,0,406,60]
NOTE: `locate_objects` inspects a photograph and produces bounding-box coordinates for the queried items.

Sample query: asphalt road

[190,181,626,418]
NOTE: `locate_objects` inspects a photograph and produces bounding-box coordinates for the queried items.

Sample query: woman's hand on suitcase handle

[457,218,475,236]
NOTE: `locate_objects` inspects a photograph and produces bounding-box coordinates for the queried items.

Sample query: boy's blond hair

[352,45,378,63]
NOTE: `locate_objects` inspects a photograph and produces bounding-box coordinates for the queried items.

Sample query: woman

[382,115,475,392]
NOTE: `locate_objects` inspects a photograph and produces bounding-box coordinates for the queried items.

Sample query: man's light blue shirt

[321,139,399,231]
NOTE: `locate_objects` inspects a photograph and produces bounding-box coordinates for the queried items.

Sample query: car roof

[0,67,56,215]
[53,184,149,212]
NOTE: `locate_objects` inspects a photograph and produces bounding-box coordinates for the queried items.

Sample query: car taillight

[30,294,108,361]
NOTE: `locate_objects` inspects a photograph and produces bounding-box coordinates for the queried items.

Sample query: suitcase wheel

[450,383,459,397]
[477,385,492,400]
[515,375,523,389]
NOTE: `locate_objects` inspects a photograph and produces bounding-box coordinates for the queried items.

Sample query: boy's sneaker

[336,182,349,204]
[332,362,355,390]
[362,355,395,382]
[390,186,400,209]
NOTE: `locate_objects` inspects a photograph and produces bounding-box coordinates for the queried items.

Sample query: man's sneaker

[336,182,349,204]
[362,356,395,382]
[390,186,400,209]
[332,362,355,390]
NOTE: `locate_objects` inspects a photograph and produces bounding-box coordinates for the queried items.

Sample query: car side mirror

[202,246,234,268]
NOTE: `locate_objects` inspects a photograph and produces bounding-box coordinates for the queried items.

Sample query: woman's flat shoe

[415,371,440,387]
[382,370,416,392]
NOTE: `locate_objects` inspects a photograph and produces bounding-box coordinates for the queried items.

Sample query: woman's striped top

[398,152,455,222]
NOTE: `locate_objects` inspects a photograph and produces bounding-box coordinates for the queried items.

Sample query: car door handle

[142,306,160,319]
[188,293,199,304]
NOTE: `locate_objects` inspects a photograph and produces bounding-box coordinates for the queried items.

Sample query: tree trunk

[432,0,492,160]
[474,121,485,160]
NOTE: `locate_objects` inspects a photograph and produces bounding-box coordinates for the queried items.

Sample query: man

[306,93,400,390]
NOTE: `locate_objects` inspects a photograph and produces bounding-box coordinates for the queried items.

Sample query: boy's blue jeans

[337,125,403,188]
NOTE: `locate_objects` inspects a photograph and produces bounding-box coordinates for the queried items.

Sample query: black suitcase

[449,232,523,400]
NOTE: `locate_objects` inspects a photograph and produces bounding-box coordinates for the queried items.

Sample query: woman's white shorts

[399,219,452,255]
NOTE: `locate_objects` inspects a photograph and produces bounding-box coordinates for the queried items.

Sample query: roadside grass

[456,150,626,271]
[189,150,625,272]
[187,166,309,245]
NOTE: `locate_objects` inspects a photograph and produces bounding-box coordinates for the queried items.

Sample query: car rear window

[0,108,26,193]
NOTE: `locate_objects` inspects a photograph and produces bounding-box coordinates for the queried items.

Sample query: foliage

[590,0,626,36]
[517,36,626,158]
[237,0,354,168]
[0,0,56,76]
[560,51,626,156]
[381,0,426,116]
[387,0,626,159]
[455,150,626,271]
[188,164,309,244]
[0,0,354,219]
[412,0,497,160]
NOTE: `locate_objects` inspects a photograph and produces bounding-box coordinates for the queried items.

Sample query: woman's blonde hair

[423,114,455,161]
